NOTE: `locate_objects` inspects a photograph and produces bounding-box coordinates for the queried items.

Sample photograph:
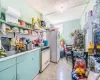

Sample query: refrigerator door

[47,30,57,62]
[57,31,60,62]
[57,44,60,62]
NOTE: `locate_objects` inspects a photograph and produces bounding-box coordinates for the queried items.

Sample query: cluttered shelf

[0,19,32,30]
[0,19,46,32]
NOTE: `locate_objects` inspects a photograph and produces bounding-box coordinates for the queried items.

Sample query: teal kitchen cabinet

[32,50,40,76]
[17,59,29,80]
[27,50,40,79]
[0,57,16,80]
[0,49,40,80]
[0,58,16,72]
[16,53,29,80]
[0,65,16,80]
[17,49,40,80]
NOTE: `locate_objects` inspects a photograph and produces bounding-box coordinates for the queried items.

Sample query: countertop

[41,46,50,48]
[41,46,50,51]
[0,48,40,62]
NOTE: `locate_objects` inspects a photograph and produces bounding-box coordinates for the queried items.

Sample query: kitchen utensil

[12,27,19,33]
[39,43,44,47]
[26,43,34,50]
[24,30,28,34]
[20,29,23,33]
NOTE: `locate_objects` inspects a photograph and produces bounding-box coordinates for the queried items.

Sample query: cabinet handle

[17,74,20,80]
[32,57,34,60]
[13,76,15,80]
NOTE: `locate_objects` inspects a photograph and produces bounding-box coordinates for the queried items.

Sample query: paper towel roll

[6,7,20,18]
[6,7,21,23]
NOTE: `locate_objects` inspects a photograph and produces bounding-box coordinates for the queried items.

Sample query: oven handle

[41,49,50,52]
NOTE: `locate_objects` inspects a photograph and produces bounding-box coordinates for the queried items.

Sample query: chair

[65,45,72,62]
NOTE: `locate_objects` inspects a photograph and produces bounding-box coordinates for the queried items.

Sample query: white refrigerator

[46,30,60,63]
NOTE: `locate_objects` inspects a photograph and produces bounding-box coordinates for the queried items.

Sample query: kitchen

[0,6,60,80]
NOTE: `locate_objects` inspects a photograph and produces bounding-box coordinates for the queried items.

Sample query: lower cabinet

[0,65,16,80]
[17,50,40,80]
[0,49,40,80]
[17,60,29,80]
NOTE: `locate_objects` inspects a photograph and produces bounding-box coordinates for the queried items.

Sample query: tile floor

[34,58,72,80]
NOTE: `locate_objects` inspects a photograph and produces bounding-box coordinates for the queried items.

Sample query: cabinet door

[17,50,40,80]
[33,50,40,75]
[17,56,29,80]
[0,58,16,72]
[27,50,40,79]
[0,65,16,80]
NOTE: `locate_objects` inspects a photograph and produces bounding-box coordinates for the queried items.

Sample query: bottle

[96,43,100,53]
[88,42,94,55]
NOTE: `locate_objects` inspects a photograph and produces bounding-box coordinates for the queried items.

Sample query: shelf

[16,33,29,35]
[0,19,32,30]
[0,19,5,23]
[18,19,32,25]
[7,31,29,35]
[6,22,32,30]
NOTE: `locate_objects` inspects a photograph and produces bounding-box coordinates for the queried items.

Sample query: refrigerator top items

[41,20,46,28]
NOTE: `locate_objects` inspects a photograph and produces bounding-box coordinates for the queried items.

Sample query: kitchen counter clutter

[0,48,41,80]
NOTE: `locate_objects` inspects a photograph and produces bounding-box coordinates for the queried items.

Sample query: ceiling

[27,0,89,24]
[45,4,87,24]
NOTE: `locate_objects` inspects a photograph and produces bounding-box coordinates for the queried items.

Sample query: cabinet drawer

[0,58,16,72]
[27,50,40,60]
[17,53,27,63]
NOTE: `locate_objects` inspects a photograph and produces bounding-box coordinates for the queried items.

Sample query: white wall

[56,19,80,45]
[80,0,96,51]
[80,0,96,29]
[42,16,52,28]
[42,4,86,24]
[0,0,41,23]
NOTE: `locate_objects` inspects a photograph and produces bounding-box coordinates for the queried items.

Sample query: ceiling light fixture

[60,4,64,12]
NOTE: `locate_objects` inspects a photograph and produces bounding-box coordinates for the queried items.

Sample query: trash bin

[60,51,64,58]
